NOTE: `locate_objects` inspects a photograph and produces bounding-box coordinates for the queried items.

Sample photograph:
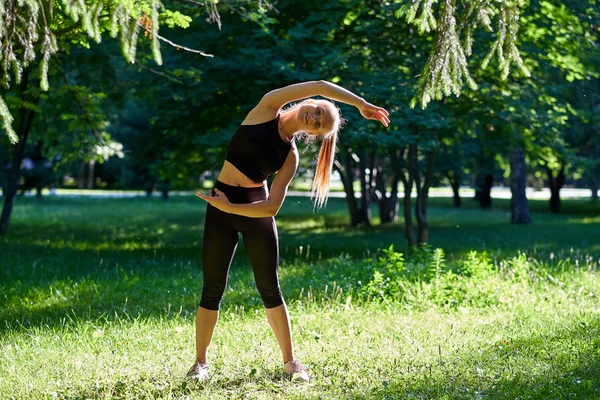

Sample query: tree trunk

[510,146,531,224]
[447,170,462,208]
[376,171,393,223]
[334,154,369,227]
[77,161,86,189]
[548,163,565,213]
[160,179,170,201]
[375,152,400,224]
[474,173,493,209]
[367,151,377,201]
[86,160,95,189]
[592,177,599,203]
[1,118,34,232]
[415,150,435,244]
[358,150,371,227]
[400,145,417,246]
[0,72,37,235]
[387,151,400,222]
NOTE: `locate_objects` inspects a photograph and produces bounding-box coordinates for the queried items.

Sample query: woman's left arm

[196,147,299,218]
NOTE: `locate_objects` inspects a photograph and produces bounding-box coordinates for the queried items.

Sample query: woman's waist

[215,163,268,204]
[218,161,266,188]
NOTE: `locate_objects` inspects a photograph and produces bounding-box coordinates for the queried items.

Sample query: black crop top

[225,115,293,183]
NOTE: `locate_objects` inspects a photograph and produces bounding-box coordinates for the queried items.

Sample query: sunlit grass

[1,196,599,399]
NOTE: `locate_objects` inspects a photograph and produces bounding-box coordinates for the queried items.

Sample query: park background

[0,1,599,399]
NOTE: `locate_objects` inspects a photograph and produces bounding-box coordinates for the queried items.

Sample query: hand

[359,101,390,127]
[196,188,230,212]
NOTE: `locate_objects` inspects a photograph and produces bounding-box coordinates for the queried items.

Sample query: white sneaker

[284,360,309,383]
[186,362,209,382]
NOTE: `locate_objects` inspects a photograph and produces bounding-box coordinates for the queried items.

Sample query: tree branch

[52,21,82,36]
[136,22,214,57]
[134,62,185,84]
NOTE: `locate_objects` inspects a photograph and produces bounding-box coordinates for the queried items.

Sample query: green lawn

[1,196,599,399]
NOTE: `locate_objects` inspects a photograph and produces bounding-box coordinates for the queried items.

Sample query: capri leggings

[200,180,283,310]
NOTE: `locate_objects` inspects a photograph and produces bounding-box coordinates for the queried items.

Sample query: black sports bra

[225,115,294,183]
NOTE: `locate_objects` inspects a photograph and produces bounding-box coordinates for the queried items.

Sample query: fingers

[196,191,219,202]
[214,189,227,200]
[378,110,390,127]
[371,110,390,127]
[377,107,390,117]
[364,103,391,127]
[196,192,208,201]
[196,192,211,200]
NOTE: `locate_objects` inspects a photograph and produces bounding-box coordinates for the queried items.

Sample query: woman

[191,80,389,382]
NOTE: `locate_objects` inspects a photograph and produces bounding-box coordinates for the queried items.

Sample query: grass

[0,195,599,399]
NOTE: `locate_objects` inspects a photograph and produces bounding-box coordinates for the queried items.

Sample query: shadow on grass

[2,196,599,336]
[54,366,290,400]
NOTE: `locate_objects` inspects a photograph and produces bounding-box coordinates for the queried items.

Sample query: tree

[515,0,599,213]
[0,1,202,234]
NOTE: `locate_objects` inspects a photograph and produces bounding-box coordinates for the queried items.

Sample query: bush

[352,245,539,309]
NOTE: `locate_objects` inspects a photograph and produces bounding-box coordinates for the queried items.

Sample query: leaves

[0,0,167,140]
[396,0,531,108]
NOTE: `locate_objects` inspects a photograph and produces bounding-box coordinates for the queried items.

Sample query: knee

[200,286,226,311]
[257,285,284,309]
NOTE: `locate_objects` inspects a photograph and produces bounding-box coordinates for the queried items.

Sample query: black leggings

[200,180,283,310]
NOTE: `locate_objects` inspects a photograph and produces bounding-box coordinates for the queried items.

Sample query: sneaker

[284,360,309,383]
[186,362,209,382]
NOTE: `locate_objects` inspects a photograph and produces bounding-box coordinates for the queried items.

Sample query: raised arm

[260,80,390,127]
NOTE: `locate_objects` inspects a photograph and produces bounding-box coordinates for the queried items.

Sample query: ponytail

[311,132,337,208]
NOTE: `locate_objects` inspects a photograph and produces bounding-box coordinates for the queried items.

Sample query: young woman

[191,80,389,382]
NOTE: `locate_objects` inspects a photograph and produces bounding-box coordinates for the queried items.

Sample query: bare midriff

[216,161,266,188]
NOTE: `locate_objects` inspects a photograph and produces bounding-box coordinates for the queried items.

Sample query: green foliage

[396,0,531,108]
[336,243,583,310]
[0,97,15,142]
[160,10,192,29]
[0,0,178,142]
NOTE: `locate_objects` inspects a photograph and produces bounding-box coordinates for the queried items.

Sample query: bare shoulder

[241,104,279,125]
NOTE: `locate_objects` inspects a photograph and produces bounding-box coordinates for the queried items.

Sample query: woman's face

[297,101,335,136]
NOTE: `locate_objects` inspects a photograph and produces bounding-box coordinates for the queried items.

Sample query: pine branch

[410,0,477,108]
[398,0,530,108]
[52,20,81,36]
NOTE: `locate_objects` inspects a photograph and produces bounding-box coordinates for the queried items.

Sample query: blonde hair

[311,129,339,208]
[281,98,342,208]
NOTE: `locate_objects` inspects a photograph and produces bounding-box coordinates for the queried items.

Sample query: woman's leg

[265,303,294,363]
[241,216,294,362]
[195,307,219,364]
[196,204,239,365]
